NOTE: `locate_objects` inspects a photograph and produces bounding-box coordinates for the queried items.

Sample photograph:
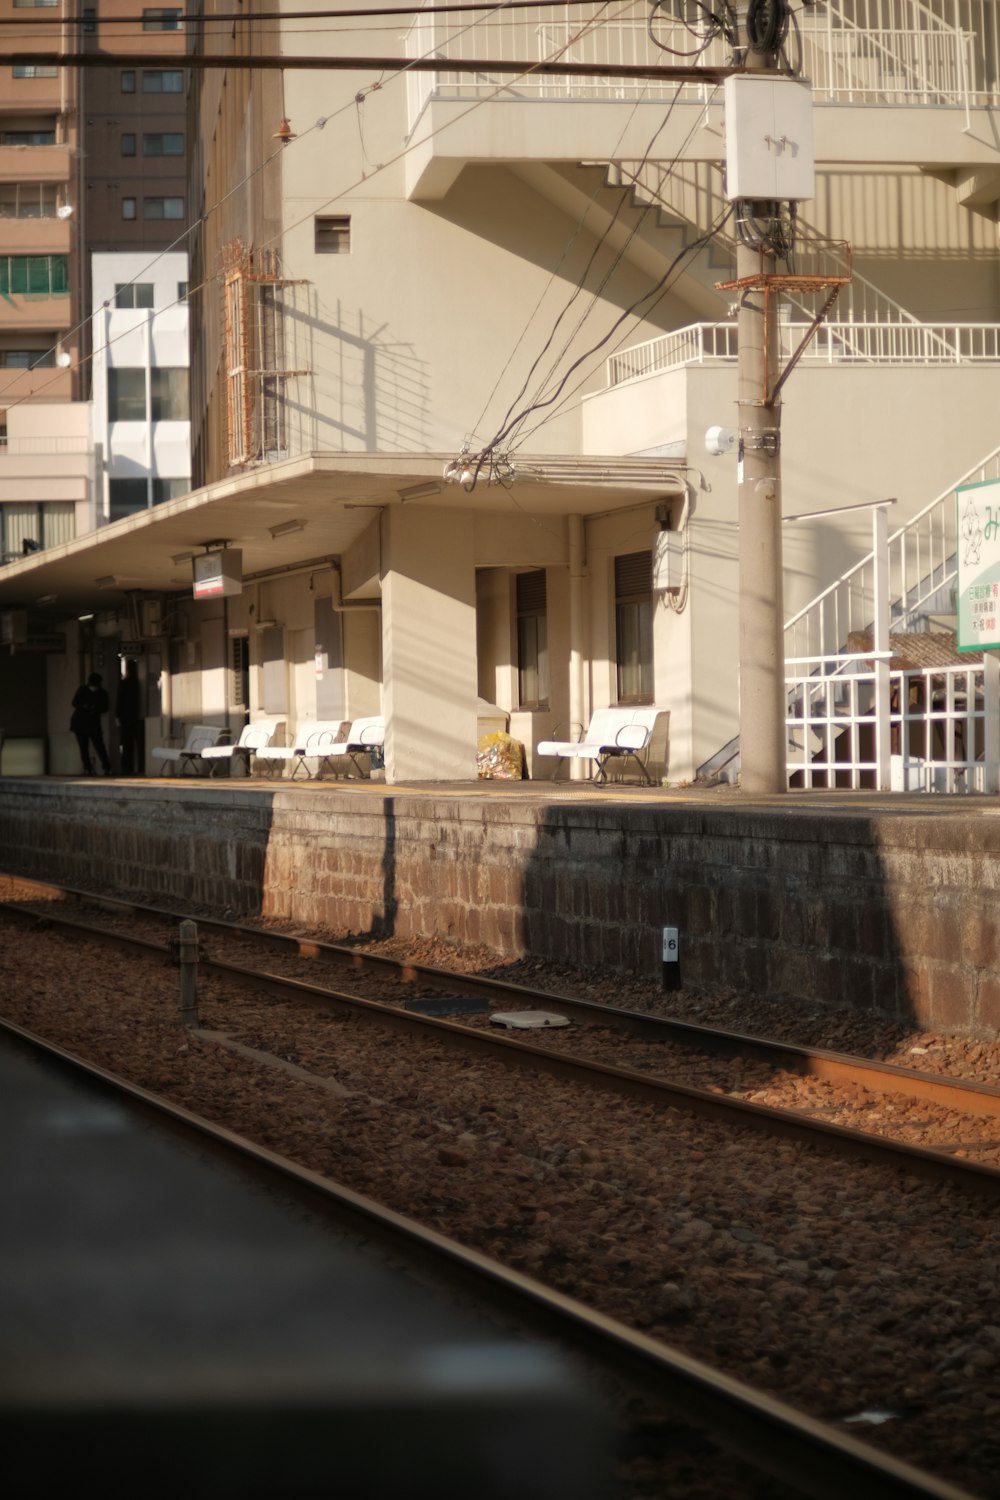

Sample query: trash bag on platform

[476,732,525,780]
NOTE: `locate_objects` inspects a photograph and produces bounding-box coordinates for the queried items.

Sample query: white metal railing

[779,444,1000,793]
[606,320,1000,387]
[405,0,994,108]
[0,436,92,455]
[610,159,963,345]
[784,443,1000,668]
[786,656,1000,793]
[607,323,737,383]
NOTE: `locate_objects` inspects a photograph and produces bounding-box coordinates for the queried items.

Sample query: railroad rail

[0,1017,974,1500]
[3,878,1000,1198]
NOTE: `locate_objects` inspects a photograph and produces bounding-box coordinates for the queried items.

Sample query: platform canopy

[0,451,686,616]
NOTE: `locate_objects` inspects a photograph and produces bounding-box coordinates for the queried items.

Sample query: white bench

[318,715,385,779]
[256,720,349,780]
[198,719,285,777]
[150,725,223,777]
[537,707,663,785]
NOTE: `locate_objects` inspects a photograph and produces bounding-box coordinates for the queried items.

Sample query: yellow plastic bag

[476,731,524,781]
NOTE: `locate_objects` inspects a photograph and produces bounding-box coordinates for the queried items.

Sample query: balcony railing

[405,0,993,109]
[606,320,1000,388]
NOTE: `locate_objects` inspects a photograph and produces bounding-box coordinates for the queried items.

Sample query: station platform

[0,1028,612,1499]
[0,773,997,1036]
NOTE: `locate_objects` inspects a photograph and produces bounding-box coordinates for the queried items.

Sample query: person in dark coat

[116,658,143,775]
[70,672,111,775]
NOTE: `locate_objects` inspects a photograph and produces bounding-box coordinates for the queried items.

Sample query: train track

[3,879,1000,1196]
[0,1015,974,1500]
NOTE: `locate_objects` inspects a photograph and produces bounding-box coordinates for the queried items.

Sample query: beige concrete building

[2,1,1000,789]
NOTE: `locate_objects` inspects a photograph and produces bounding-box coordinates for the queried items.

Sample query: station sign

[193,549,243,600]
[957,479,1000,651]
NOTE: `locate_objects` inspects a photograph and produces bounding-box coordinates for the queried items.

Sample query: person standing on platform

[70,672,111,776]
[116,658,143,775]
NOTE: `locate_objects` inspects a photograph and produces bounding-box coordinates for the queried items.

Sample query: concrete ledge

[0,779,997,1036]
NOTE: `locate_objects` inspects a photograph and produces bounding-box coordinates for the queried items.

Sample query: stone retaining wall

[0,781,996,1035]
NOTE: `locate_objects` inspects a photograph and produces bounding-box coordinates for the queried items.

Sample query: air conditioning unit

[1,610,28,646]
[141,599,162,637]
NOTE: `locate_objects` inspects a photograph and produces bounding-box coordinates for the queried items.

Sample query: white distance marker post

[662,926,681,992]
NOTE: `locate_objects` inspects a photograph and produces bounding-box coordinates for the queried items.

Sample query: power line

[0,1,610,24]
[5,49,735,80]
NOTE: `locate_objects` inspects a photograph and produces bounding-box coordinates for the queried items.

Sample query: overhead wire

[0,1,623,26]
[503,199,735,456]
[473,13,679,452]
[476,74,724,469]
[0,0,648,414]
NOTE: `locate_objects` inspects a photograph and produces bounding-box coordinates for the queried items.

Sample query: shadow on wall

[518,800,996,1044]
[287,292,431,453]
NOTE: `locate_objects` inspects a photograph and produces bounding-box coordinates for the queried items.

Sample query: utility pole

[733,2,792,795]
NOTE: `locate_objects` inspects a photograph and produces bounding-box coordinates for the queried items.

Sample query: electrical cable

[468,0,636,444]
[484,66,685,455]
[0,1,621,26]
[507,202,734,454]
[645,0,736,58]
[0,0,634,416]
[468,199,734,482]
[492,79,722,457]
[745,0,789,54]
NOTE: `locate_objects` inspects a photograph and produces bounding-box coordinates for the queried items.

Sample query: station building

[1,3,999,789]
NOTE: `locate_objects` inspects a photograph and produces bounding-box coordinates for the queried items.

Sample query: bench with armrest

[319,715,385,779]
[256,720,349,780]
[150,725,224,777]
[198,719,285,777]
[537,707,664,785]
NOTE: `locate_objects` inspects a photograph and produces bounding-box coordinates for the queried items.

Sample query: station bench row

[150,717,385,780]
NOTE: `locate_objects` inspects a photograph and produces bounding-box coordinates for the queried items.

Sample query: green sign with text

[957,478,1000,651]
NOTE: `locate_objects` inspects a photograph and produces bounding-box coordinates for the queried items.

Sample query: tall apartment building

[0,0,189,556]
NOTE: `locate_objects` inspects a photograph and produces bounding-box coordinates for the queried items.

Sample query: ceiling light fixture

[398,482,441,502]
[268,519,305,538]
[95,576,118,588]
[171,551,195,565]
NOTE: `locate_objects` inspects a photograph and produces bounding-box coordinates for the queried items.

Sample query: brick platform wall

[0,781,996,1035]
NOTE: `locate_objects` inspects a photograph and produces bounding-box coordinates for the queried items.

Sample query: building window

[315,215,351,254]
[121,133,136,157]
[143,132,184,156]
[0,255,68,295]
[177,281,188,301]
[121,198,137,220]
[81,7,96,32]
[0,128,55,145]
[151,367,188,421]
[13,0,59,7]
[142,7,182,29]
[114,282,154,309]
[152,477,189,504]
[614,552,654,704]
[12,65,58,78]
[108,479,149,519]
[108,368,146,422]
[143,196,184,220]
[516,570,549,709]
[2,502,74,560]
[0,182,58,218]
[121,70,136,93]
[142,69,184,92]
[0,348,55,368]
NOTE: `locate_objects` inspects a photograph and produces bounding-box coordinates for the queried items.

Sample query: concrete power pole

[732,2,794,795]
